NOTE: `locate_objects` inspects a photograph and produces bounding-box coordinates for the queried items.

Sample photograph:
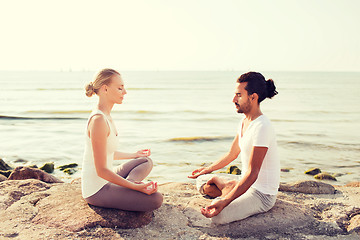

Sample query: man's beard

[235,100,251,114]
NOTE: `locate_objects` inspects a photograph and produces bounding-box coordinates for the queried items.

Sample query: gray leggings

[85,157,163,212]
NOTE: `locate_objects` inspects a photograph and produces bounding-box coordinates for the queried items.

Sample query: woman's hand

[188,167,211,179]
[200,199,227,218]
[133,181,158,195]
[135,149,151,158]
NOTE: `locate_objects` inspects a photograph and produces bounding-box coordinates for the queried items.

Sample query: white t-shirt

[238,115,280,195]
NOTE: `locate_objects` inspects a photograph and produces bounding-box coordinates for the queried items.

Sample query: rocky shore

[0,166,359,240]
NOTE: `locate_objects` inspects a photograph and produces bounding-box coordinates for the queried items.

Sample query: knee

[211,212,227,225]
[150,192,163,210]
[140,156,153,168]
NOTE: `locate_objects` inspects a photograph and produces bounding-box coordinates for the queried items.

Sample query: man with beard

[189,72,280,224]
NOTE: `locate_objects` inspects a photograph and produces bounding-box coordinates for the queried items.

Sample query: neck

[244,105,262,121]
[97,98,114,116]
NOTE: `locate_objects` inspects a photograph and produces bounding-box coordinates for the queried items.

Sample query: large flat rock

[0,179,359,239]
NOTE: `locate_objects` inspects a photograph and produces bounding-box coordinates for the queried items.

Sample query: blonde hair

[85,68,121,97]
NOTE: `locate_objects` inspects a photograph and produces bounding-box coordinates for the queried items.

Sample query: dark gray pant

[85,157,163,211]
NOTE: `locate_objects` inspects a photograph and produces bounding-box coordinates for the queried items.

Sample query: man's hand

[200,199,227,218]
[188,167,210,179]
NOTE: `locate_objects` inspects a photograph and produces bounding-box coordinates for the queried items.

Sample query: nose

[232,95,237,103]
[123,88,127,95]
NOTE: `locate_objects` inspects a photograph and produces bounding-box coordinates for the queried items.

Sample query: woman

[81,68,163,211]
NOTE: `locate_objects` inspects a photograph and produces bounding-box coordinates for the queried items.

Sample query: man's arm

[189,134,240,178]
[201,146,268,217]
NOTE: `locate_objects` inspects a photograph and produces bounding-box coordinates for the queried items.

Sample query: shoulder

[253,115,274,133]
[89,114,108,129]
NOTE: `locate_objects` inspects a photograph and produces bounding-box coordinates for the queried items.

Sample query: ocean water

[0,71,359,184]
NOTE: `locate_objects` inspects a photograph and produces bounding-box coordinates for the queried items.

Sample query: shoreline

[1,158,358,187]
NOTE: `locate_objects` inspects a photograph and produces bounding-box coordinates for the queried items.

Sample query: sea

[0,71,359,185]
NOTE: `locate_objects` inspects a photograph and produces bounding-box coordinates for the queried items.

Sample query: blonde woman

[81,68,163,211]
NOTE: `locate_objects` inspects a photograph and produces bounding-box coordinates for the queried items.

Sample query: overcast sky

[0,0,359,71]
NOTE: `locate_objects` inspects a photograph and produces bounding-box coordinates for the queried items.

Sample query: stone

[0,170,12,178]
[305,167,321,175]
[27,164,38,169]
[0,159,12,171]
[314,172,337,181]
[279,180,336,194]
[0,179,51,210]
[345,182,360,187]
[348,214,360,233]
[0,174,7,182]
[58,163,78,171]
[281,168,291,172]
[8,166,63,183]
[0,179,359,239]
[226,165,241,175]
[31,180,153,231]
[39,162,54,173]
[14,158,27,163]
[63,168,77,175]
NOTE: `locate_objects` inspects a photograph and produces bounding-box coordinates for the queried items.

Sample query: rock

[8,166,63,183]
[58,163,78,171]
[314,173,337,181]
[0,179,51,210]
[27,164,38,169]
[63,168,77,175]
[14,158,27,163]
[348,214,360,233]
[345,182,360,187]
[305,167,321,175]
[226,165,241,175]
[0,159,13,171]
[279,180,336,194]
[281,168,291,172]
[31,180,153,231]
[0,179,359,239]
[0,174,7,182]
[39,162,54,173]
[0,170,12,178]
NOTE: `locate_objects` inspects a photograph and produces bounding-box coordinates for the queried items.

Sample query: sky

[0,0,359,72]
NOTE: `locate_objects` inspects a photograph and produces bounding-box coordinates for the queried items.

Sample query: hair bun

[85,82,95,97]
[266,79,278,98]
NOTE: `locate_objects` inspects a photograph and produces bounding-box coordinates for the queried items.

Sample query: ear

[251,93,259,102]
[100,84,108,93]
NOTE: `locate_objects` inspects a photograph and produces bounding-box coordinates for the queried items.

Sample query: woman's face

[107,74,127,104]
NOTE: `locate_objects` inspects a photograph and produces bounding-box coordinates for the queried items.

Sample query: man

[188,72,280,224]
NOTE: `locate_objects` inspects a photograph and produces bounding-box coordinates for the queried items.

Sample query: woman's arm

[114,149,150,160]
[189,134,240,178]
[89,115,156,194]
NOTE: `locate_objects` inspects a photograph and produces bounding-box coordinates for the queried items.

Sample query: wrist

[205,167,213,173]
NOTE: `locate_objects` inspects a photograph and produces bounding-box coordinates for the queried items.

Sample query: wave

[36,88,80,91]
[0,115,85,120]
[278,140,360,152]
[168,136,233,142]
[26,110,91,114]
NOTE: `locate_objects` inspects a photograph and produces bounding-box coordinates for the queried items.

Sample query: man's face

[232,82,251,114]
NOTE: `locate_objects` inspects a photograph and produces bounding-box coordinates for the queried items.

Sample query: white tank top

[81,109,119,198]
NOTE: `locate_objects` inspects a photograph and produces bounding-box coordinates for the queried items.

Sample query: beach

[0,174,359,239]
[0,71,359,185]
